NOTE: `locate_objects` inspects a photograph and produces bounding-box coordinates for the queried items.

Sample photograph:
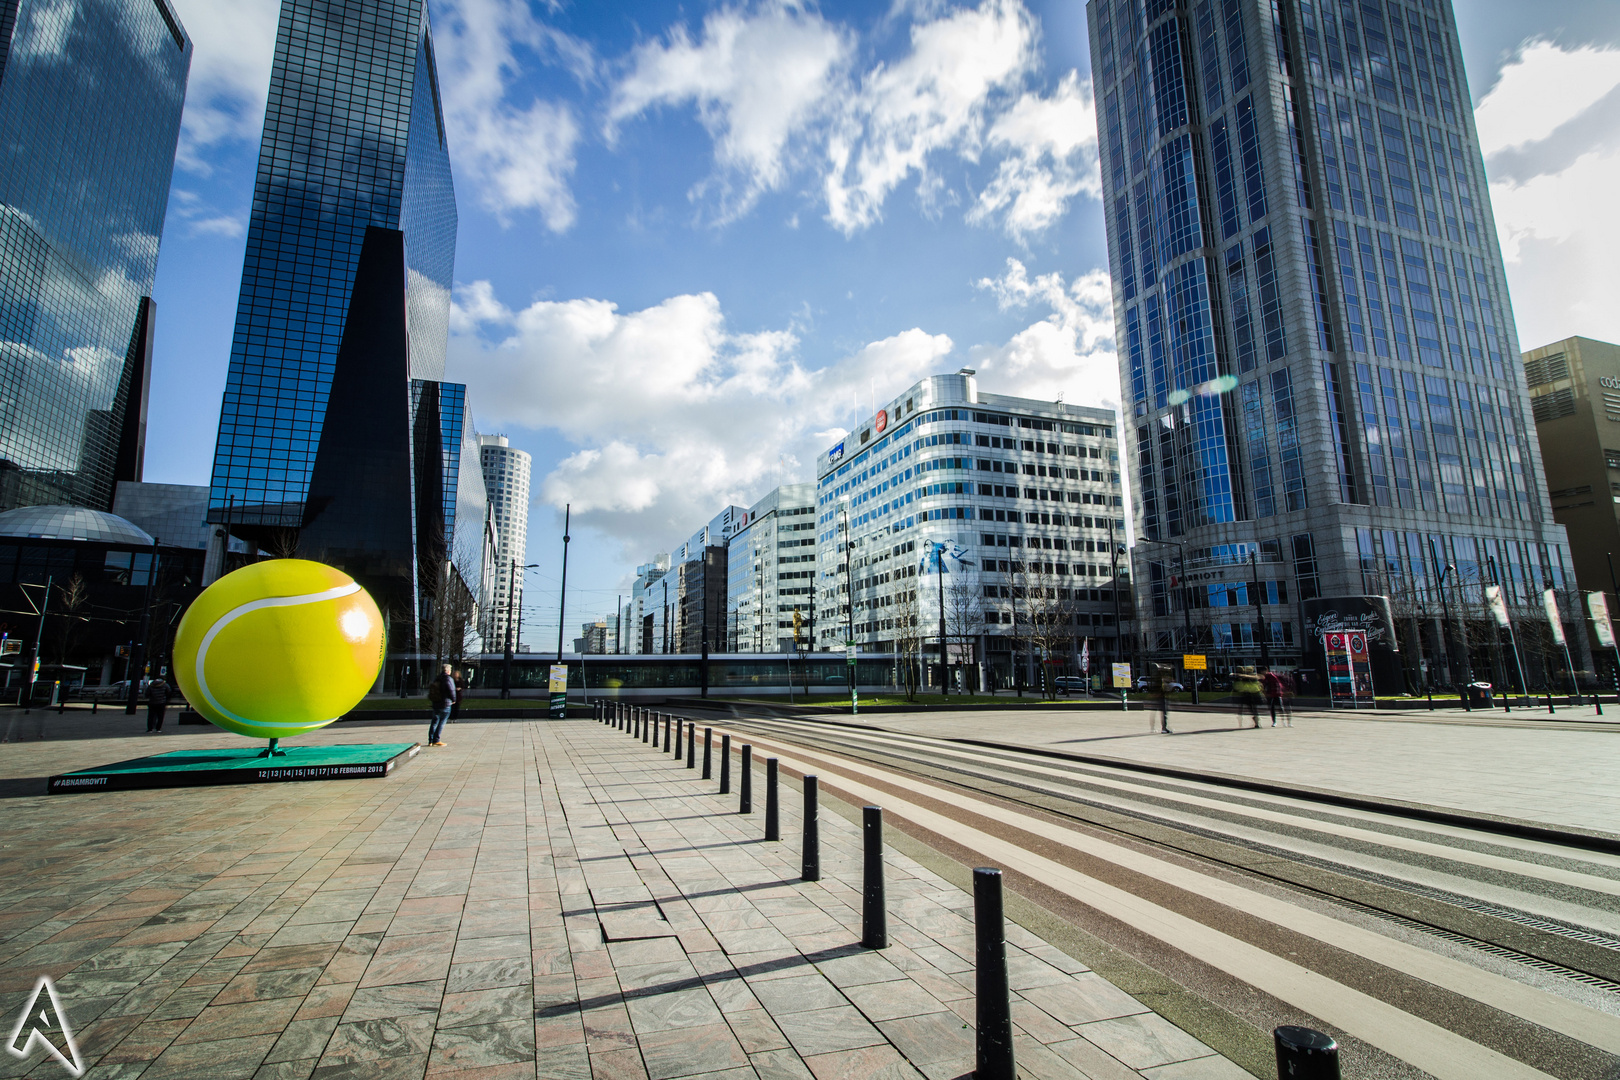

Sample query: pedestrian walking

[1262,668,1283,727]
[1154,664,1173,733]
[1280,670,1296,726]
[146,676,170,732]
[426,664,456,747]
[449,667,465,723]
[1233,666,1262,728]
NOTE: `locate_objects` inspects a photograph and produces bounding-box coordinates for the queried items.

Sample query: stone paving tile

[0,715,1241,1080]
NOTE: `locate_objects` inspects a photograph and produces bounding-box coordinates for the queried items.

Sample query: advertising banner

[1485,584,1510,628]
[1589,591,1616,649]
[1542,589,1566,646]
[548,664,568,718]
[1301,596,1400,696]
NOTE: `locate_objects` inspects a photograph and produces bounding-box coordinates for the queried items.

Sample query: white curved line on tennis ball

[194,582,364,734]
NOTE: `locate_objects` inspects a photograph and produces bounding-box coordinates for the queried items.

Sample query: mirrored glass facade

[0,0,189,512]
[207,0,458,655]
[1089,0,1577,685]
[208,0,455,532]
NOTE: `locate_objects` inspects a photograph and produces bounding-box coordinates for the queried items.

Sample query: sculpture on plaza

[172,560,385,751]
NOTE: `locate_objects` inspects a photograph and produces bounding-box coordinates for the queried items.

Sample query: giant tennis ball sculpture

[172,560,385,740]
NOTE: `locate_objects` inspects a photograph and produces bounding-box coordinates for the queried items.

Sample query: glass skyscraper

[1089,0,1578,691]
[208,0,465,654]
[0,0,190,512]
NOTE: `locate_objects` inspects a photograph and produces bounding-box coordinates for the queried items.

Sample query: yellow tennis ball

[172,559,385,740]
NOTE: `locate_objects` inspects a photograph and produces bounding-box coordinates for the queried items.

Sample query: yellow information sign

[1182,654,1207,670]
[1111,662,1132,688]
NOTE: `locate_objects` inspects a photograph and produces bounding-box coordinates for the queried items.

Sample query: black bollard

[674,717,683,758]
[764,758,779,840]
[801,776,820,880]
[703,728,712,778]
[862,806,888,949]
[1548,692,1556,715]
[664,714,672,752]
[1274,1026,1340,1079]
[720,734,732,794]
[644,710,652,744]
[687,723,697,768]
[974,868,1015,1080]
[740,744,752,814]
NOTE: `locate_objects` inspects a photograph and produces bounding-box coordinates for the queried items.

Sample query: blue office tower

[1088,0,1577,693]
[0,0,190,511]
[208,0,468,654]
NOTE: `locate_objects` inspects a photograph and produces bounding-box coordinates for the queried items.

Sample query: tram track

[661,709,1620,1079]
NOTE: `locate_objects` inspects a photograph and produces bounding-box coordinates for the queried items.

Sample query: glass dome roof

[0,505,155,545]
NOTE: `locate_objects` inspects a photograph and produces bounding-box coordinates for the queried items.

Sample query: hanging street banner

[1588,592,1616,649]
[1542,589,1566,646]
[548,664,568,718]
[1484,584,1511,628]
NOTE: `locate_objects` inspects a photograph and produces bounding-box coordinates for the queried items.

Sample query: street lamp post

[1108,519,1125,711]
[935,541,948,697]
[1430,538,1469,708]
[124,535,161,715]
[1134,537,1196,705]
[1249,549,1271,670]
[556,504,571,666]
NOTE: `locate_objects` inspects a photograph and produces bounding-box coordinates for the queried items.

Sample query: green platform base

[48,743,420,794]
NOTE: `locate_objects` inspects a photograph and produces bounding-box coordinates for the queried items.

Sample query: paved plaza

[791,703,1620,836]
[0,714,1246,1080]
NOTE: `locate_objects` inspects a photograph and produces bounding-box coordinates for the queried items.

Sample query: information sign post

[548,664,568,719]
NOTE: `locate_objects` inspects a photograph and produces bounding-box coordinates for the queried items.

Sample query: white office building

[726,484,817,653]
[815,370,1127,690]
[478,435,531,649]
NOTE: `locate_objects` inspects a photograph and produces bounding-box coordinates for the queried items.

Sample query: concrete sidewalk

[0,717,1246,1080]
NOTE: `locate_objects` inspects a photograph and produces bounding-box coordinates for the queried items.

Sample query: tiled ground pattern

[0,718,1244,1079]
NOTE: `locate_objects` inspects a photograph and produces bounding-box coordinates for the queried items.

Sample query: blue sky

[154,0,1620,646]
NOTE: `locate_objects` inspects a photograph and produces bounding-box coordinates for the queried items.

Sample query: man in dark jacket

[427,664,455,747]
[146,677,170,732]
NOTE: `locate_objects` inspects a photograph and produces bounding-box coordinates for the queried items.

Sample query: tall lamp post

[1134,536,1196,705]
[1108,519,1126,710]
[500,561,540,698]
[934,541,949,697]
[124,535,161,715]
[556,504,571,665]
[1248,548,1271,671]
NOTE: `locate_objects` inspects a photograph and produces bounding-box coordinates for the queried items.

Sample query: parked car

[1052,676,1087,692]
[1136,676,1184,692]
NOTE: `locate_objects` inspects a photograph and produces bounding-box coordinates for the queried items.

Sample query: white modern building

[478,435,531,649]
[815,370,1127,690]
[726,484,817,653]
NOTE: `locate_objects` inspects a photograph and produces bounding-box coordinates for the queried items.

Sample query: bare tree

[943,571,983,693]
[262,528,302,560]
[50,574,90,668]
[892,585,923,700]
[1007,559,1080,699]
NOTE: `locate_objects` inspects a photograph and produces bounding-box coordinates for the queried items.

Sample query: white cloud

[966,70,1099,241]
[168,0,279,174]
[433,0,588,230]
[448,283,950,552]
[1475,39,1620,348]
[607,1,851,222]
[969,258,1117,406]
[602,0,1091,239]
[823,0,1038,233]
[1474,40,1620,158]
